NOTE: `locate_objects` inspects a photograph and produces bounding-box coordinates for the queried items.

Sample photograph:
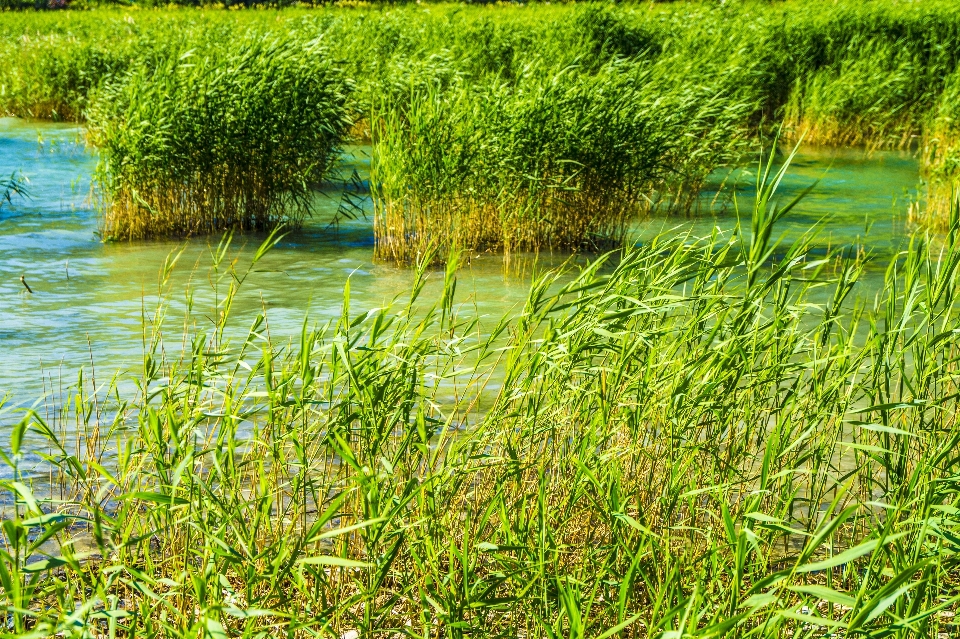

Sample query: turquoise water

[0,118,544,406]
[0,118,924,406]
[645,144,918,257]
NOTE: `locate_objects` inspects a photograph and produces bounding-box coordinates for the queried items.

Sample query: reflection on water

[651,144,919,259]
[0,117,925,408]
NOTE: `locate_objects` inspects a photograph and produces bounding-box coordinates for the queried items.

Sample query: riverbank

[5,157,960,636]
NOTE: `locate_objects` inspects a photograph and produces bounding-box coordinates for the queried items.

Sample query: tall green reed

[371,59,751,264]
[4,153,960,637]
[87,33,351,239]
[9,2,960,232]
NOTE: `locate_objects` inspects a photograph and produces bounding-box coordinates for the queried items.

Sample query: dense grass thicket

[4,1,960,246]
[371,61,750,261]
[6,158,960,637]
[86,35,351,239]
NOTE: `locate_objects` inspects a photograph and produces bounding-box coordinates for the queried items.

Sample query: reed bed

[4,157,960,637]
[4,4,960,636]
[915,70,960,229]
[8,2,960,235]
[371,61,751,263]
[86,33,351,239]
[0,11,198,121]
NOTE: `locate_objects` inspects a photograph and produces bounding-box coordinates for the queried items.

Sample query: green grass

[371,58,751,262]
[3,152,960,637]
[86,32,351,239]
[5,2,960,239]
[6,4,960,635]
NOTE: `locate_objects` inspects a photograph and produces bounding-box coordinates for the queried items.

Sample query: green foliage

[919,69,960,227]
[7,1,960,229]
[0,34,128,120]
[372,59,752,261]
[4,3,960,636]
[4,158,960,636]
[573,3,664,66]
[87,33,351,238]
[0,12,208,120]
[0,171,28,209]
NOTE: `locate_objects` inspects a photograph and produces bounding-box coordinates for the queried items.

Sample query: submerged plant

[87,33,351,240]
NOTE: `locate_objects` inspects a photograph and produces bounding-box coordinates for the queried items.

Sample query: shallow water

[645,144,919,257]
[0,118,924,409]
[0,118,540,408]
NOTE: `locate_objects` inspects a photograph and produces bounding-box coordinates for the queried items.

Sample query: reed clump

[87,34,351,239]
[0,34,124,121]
[0,11,199,121]
[372,61,751,263]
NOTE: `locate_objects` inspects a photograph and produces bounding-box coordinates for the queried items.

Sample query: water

[648,144,919,259]
[0,118,925,408]
[0,118,538,407]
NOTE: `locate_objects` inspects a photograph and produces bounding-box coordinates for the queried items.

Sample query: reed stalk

[3,155,960,637]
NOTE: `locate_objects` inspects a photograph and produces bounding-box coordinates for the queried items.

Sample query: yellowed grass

[373,188,637,265]
[100,174,309,240]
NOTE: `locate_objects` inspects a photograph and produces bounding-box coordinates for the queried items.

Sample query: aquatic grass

[782,43,933,149]
[0,4,958,636]
[571,3,664,70]
[0,34,125,121]
[9,3,960,230]
[371,60,752,264]
[763,2,960,144]
[0,171,28,210]
[3,154,960,636]
[0,11,206,121]
[87,33,351,239]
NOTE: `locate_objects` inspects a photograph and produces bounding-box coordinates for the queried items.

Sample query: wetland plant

[4,157,960,636]
[371,61,750,264]
[0,171,28,211]
[918,69,960,228]
[8,3,960,232]
[87,34,351,239]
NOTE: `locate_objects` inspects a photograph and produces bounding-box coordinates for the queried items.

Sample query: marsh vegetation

[4,156,960,637]
[3,1,960,246]
[1,1,960,637]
